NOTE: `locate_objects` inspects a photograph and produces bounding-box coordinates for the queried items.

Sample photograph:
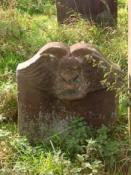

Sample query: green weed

[0,0,129,174]
[0,118,130,175]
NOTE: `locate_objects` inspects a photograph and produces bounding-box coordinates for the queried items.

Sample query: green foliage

[0,0,129,174]
[16,0,55,15]
[0,0,55,15]
[0,81,17,122]
[46,118,91,158]
[0,0,128,120]
[0,0,127,72]
[0,118,130,175]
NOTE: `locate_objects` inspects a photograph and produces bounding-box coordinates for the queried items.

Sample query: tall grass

[0,0,127,120]
[0,0,129,174]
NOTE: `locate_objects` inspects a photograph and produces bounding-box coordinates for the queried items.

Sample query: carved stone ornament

[17,42,120,142]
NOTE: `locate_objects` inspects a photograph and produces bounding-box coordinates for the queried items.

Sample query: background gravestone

[56,0,117,26]
[17,42,120,143]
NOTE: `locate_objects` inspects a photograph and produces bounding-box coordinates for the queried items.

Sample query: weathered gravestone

[56,0,117,25]
[17,42,120,142]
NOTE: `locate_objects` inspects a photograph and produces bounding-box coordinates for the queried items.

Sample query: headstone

[17,42,120,142]
[56,0,117,26]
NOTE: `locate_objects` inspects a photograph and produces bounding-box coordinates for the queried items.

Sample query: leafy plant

[0,0,129,174]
